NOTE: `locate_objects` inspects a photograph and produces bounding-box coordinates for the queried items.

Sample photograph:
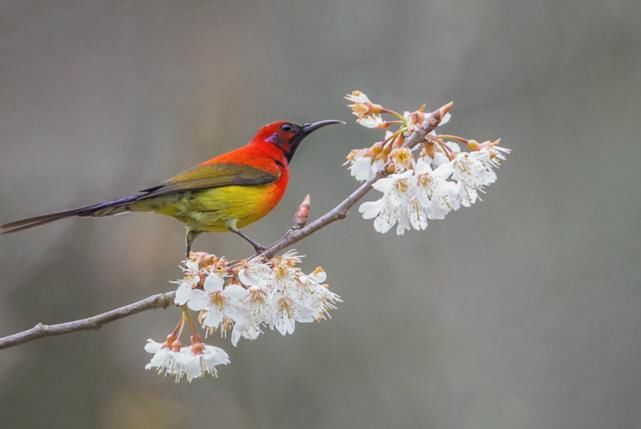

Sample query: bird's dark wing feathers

[137,162,280,199]
[1,162,280,233]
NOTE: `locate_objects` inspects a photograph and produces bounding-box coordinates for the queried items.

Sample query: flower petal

[187,289,209,311]
[204,273,224,293]
[174,282,192,305]
[359,199,384,219]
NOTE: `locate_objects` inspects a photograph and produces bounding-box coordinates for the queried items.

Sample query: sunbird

[2,120,343,255]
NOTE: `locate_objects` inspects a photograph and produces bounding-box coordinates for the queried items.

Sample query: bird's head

[255,120,344,162]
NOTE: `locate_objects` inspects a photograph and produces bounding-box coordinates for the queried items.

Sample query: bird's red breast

[201,125,293,203]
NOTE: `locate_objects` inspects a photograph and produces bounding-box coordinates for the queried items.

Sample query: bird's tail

[1,194,142,234]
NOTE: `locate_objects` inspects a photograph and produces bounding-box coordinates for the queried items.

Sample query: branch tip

[291,194,312,230]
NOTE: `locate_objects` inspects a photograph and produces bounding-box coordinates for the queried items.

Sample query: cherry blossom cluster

[145,250,340,382]
[345,90,510,235]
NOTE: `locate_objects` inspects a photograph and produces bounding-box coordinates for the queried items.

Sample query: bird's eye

[281,123,293,132]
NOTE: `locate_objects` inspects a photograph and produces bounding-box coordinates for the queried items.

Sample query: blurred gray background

[1,1,641,428]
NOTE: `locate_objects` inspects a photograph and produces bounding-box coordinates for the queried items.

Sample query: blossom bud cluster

[344,90,510,235]
[177,250,340,342]
[145,251,340,382]
[345,90,385,128]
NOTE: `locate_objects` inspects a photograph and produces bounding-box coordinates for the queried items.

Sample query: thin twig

[0,102,451,351]
[0,292,175,350]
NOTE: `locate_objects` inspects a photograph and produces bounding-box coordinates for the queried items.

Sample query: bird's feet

[251,243,267,254]
[228,226,267,254]
[184,230,202,259]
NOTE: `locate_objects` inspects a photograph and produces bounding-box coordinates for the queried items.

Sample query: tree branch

[0,102,451,351]
[0,292,175,350]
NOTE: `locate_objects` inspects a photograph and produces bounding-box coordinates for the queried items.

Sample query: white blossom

[173,259,209,310]
[174,277,208,311]
[356,114,385,128]
[144,339,177,376]
[345,90,382,119]
[144,339,230,383]
[344,90,371,105]
[270,296,297,335]
[346,152,372,181]
[168,251,341,356]
[344,150,385,182]
[229,314,263,346]
[414,157,460,219]
[238,260,272,288]
[202,283,249,331]
[295,268,342,321]
[432,152,449,168]
[172,344,230,381]
[408,195,429,231]
[450,147,508,206]
[237,253,341,337]
[390,147,415,172]
[452,151,497,189]
[358,143,509,234]
[358,170,416,235]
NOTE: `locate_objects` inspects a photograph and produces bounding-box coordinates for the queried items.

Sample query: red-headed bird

[2,120,343,255]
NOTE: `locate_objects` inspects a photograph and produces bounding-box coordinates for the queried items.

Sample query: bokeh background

[1,1,641,428]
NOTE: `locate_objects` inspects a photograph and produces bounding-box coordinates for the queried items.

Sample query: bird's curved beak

[301,119,345,136]
[286,119,344,162]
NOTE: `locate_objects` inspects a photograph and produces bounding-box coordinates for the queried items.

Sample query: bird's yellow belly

[132,184,283,232]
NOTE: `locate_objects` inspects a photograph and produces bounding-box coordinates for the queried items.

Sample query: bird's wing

[137,162,280,199]
[1,161,282,232]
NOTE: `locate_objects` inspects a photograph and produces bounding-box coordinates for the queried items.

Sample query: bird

[1,120,343,256]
